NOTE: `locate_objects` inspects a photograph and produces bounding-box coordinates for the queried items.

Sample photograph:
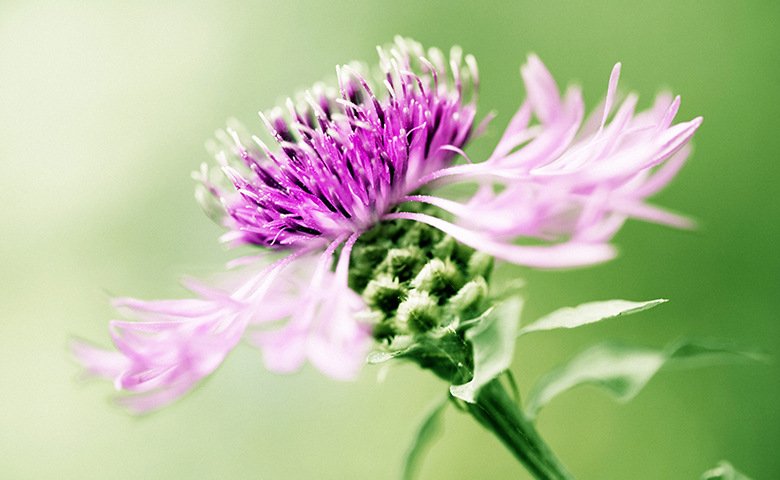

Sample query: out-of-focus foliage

[402,394,449,480]
[525,337,765,419]
[701,461,754,480]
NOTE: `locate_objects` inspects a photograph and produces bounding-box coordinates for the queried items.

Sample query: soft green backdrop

[1,1,777,478]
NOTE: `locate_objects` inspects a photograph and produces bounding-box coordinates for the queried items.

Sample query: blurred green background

[1,0,777,478]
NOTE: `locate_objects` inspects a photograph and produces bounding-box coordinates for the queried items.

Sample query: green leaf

[525,337,763,419]
[450,297,523,403]
[700,461,754,480]
[402,395,449,480]
[366,351,397,364]
[487,278,526,301]
[525,343,663,418]
[518,299,667,337]
[665,337,767,368]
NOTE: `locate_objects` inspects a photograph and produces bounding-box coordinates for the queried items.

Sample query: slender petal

[405,56,701,267]
[248,236,371,379]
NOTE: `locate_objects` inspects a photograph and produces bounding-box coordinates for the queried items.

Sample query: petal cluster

[388,55,701,267]
[73,243,371,414]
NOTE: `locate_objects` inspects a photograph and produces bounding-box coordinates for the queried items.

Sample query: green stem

[465,378,576,480]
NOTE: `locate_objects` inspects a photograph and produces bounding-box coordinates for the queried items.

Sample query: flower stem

[465,378,576,480]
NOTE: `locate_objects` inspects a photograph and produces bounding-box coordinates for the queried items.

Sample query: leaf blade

[518,299,667,337]
[450,297,523,403]
[367,351,397,364]
[700,461,754,480]
[402,395,449,480]
[525,343,665,418]
[525,337,763,419]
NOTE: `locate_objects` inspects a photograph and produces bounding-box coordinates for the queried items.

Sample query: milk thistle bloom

[73,37,702,418]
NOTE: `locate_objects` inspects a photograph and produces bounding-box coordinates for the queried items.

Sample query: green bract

[348,204,494,345]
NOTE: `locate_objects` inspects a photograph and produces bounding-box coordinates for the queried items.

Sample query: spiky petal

[391,55,701,268]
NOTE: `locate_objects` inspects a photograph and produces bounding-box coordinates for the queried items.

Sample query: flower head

[198,36,479,249]
[73,37,482,413]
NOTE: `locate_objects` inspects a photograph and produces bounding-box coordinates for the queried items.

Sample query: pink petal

[70,340,130,380]
[386,212,616,268]
[491,101,533,158]
[249,326,308,374]
[521,54,562,124]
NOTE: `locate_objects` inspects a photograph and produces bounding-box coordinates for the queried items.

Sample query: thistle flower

[388,55,702,267]
[73,37,481,413]
[73,39,701,414]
